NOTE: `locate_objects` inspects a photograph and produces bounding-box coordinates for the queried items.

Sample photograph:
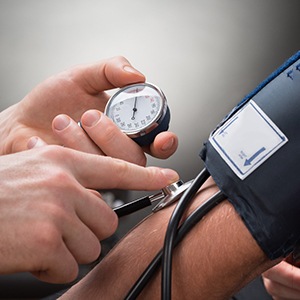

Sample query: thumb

[73,56,146,93]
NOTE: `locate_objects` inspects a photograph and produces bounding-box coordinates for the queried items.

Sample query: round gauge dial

[104,82,170,146]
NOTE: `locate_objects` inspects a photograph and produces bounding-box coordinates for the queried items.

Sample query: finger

[60,189,117,264]
[87,188,102,198]
[31,242,79,284]
[52,114,104,155]
[73,56,146,94]
[81,110,147,166]
[32,188,114,282]
[27,136,48,149]
[147,131,178,159]
[264,277,300,299]
[74,188,118,241]
[34,145,179,191]
[51,146,179,190]
[76,155,179,190]
[264,261,300,288]
[62,214,102,265]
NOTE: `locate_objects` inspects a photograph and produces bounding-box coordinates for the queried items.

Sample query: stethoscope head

[152,179,193,212]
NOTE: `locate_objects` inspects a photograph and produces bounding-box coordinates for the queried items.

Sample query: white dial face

[106,84,163,134]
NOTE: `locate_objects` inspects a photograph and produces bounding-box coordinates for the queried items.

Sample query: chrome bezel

[104,82,168,138]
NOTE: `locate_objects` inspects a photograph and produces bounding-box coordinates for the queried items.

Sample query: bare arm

[61,177,279,299]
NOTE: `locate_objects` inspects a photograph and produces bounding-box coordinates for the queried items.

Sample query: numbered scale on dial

[104,82,170,146]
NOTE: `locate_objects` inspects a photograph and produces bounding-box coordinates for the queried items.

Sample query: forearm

[61,177,278,299]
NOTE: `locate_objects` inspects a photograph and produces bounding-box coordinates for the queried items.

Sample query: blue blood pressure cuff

[200,51,300,259]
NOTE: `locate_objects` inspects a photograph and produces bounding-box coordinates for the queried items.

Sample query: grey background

[0,0,299,298]
[1,0,299,182]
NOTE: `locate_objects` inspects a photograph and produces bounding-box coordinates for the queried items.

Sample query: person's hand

[51,106,177,166]
[0,142,179,284]
[0,56,178,165]
[263,257,300,299]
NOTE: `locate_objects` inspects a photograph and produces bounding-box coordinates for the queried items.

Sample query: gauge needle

[131,96,138,120]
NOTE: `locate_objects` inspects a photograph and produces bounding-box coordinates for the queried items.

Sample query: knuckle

[110,158,130,187]
[111,55,128,64]
[39,144,68,163]
[46,261,79,284]
[34,222,62,253]
[103,212,118,238]
[42,169,75,196]
[38,155,75,191]
[142,166,158,186]
[63,266,79,283]
[81,238,102,264]
[51,168,72,185]
[90,240,102,261]
[101,120,118,144]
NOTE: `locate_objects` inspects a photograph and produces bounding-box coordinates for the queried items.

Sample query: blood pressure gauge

[104,82,170,146]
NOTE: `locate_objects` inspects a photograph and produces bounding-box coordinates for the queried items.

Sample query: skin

[0,56,179,284]
[0,56,178,163]
[0,143,178,284]
[60,177,280,300]
[1,56,291,297]
[263,258,300,299]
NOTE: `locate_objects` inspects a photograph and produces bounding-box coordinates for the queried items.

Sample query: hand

[52,108,178,166]
[0,143,179,284]
[0,56,178,165]
[263,257,300,299]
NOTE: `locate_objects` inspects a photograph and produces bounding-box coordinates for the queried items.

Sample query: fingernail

[53,115,71,131]
[161,168,179,182]
[82,110,101,127]
[161,137,175,151]
[27,137,45,149]
[123,65,144,77]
